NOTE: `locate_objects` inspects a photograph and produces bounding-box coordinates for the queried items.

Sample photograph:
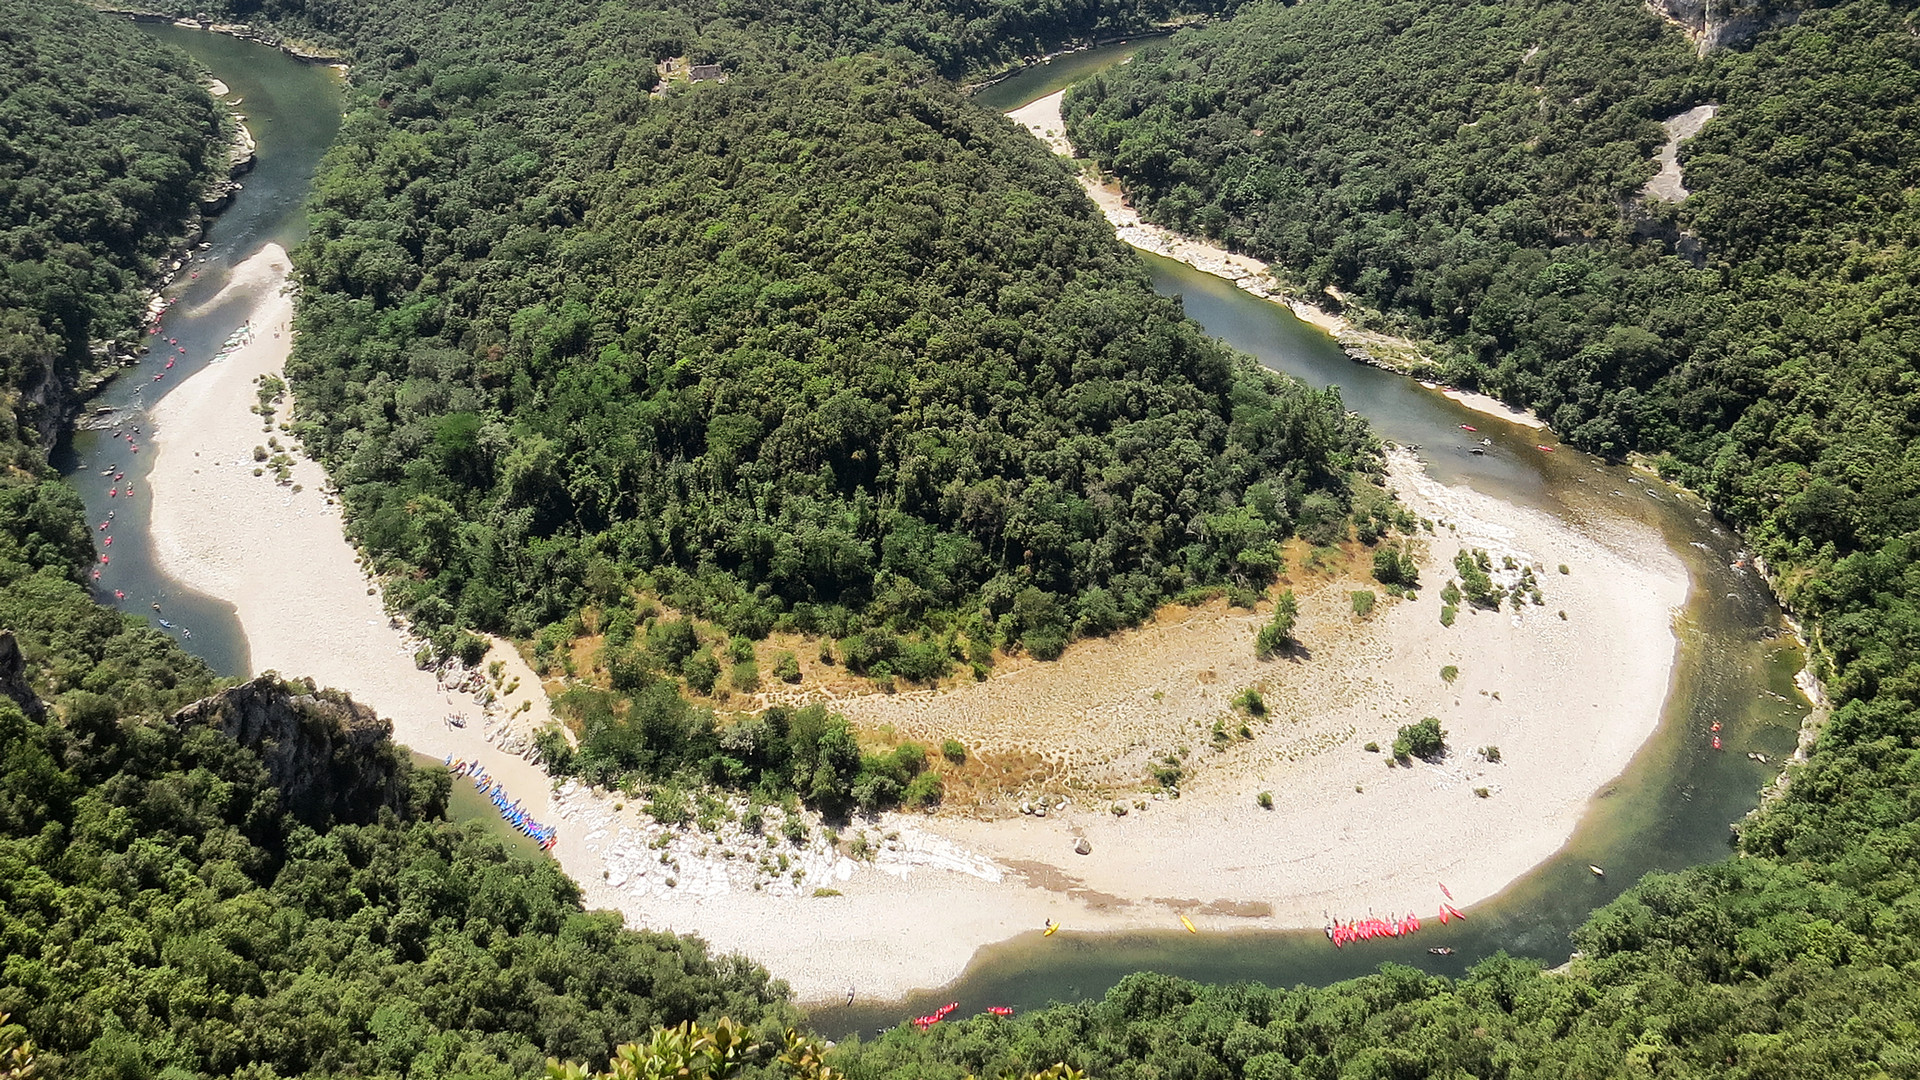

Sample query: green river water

[59,22,1809,1038]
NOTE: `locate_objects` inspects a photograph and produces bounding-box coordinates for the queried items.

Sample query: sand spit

[562,446,1684,1003]
[145,245,555,819]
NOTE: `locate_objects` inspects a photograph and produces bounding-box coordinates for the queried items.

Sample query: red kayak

[1460,424,1477,431]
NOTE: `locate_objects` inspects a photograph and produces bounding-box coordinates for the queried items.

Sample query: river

[811,50,1809,1037]
[64,22,1808,1037]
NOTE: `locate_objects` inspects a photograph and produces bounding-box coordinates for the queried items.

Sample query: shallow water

[971,37,1168,113]
[52,21,343,677]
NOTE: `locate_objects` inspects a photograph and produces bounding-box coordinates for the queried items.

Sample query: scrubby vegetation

[1392,716,1446,762]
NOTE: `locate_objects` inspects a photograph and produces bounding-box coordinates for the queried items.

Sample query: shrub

[453,630,489,667]
[1559,564,1571,575]
[1255,589,1299,658]
[1440,664,1459,683]
[1474,787,1491,798]
[1257,791,1274,809]
[892,638,953,682]
[1393,716,1447,762]
[647,785,690,825]
[1350,590,1376,617]
[1372,545,1419,587]
[1481,745,1502,763]
[682,649,720,694]
[607,646,655,692]
[1363,740,1380,752]
[1454,549,1501,607]
[648,618,699,666]
[729,659,759,692]
[1233,687,1268,716]
[773,651,801,682]
[1440,604,1457,626]
[941,738,968,764]
[903,771,944,807]
[812,887,843,897]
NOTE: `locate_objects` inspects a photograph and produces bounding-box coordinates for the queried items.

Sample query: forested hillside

[130,0,1227,81]
[0,0,227,451]
[0,665,793,1078]
[150,0,1367,687]
[802,0,1920,1074]
[291,50,1369,662]
[16,0,1920,1075]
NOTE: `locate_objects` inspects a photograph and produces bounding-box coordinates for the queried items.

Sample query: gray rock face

[1647,0,1798,52]
[171,675,412,826]
[0,631,45,720]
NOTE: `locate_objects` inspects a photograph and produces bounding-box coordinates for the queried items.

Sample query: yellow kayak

[1043,923,1059,937]
[1180,915,1197,934]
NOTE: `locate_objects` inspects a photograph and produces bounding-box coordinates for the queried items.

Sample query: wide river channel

[66,25,1809,1036]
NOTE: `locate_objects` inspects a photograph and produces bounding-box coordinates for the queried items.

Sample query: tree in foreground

[544,1020,1084,1080]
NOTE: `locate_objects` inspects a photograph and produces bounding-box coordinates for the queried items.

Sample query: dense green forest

[138,0,1226,81]
[244,0,1374,671]
[0,668,794,1078]
[10,0,1920,1076]
[0,1,227,454]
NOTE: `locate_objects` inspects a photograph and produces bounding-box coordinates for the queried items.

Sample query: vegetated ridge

[0,0,229,451]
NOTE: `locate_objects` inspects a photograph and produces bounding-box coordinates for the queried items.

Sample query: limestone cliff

[1646,0,1799,52]
[170,675,414,826]
[0,631,45,721]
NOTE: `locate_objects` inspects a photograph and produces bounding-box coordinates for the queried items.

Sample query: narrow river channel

[65,22,1810,1038]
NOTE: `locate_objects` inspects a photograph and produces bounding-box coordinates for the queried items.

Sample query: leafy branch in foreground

[544,1019,1084,1080]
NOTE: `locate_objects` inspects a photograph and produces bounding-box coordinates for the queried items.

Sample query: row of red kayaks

[1328,902,1467,948]
[911,1002,1013,1030]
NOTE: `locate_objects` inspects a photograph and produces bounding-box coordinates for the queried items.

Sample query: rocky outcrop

[199,116,257,214]
[1646,0,1799,52]
[170,675,413,826]
[0,631,45,721]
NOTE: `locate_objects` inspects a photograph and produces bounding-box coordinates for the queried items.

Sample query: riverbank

[144,244,555,825]
[1007,89,1545,431]
[142,131,1683,1015]
[561,445,1686,1003]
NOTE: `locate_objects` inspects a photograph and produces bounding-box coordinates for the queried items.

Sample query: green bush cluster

[1392,716,1446,761]
[544,697,939,819]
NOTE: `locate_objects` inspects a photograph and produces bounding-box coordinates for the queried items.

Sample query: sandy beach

[146,244,556,823]
[147,240,1683,1006]
[558,443,1685,1001]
